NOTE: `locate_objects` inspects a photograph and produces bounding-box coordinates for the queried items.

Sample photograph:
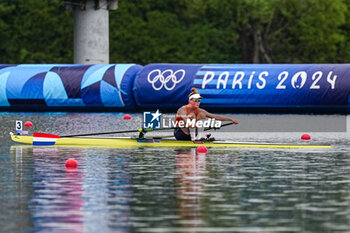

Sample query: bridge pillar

[66,0,118,64]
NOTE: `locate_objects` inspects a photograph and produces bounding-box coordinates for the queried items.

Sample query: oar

[151,135,175,139]
[150,122,234,139]
[61,127,176,137]
[40,121,235,138]
[204,122,234,131]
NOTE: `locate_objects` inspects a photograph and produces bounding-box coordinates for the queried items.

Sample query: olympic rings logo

[147,69,186,91]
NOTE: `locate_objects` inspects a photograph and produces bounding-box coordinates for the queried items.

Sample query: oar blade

[33,133,60,146]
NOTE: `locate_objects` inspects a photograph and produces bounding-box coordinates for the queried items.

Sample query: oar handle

[204,122,234,131]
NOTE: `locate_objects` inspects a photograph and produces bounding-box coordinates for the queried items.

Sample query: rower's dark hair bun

[189,88,199,97]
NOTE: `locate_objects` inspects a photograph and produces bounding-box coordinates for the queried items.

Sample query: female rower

[174,88,238,141]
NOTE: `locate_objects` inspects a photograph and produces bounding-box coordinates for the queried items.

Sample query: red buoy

[65,158,78,168]
[123,114,131,120]
[24,121,33,127]
[197,145,208,153]
[301,134,311,140]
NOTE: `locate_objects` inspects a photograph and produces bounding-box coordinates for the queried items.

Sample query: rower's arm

[203,110,238,124]
[176,107,193,122]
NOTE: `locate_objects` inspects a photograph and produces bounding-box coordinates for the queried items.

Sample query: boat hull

[10,134,331,149]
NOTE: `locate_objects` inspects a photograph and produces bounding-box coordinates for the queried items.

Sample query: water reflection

[7,144,350,233]
[83,152,131,232]
[174,149,207,228]
[3,146,34,232]
[19,147,85,232]
[10,146,132,233]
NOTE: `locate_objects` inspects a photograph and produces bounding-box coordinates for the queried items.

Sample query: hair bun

[188,88,200,97]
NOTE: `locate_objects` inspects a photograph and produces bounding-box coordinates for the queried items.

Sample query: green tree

[206,0,347,63]
[337,0,350,62]
[1,0,350,64]
[0,1,16,63]
[0,0,73,64]
[270,0,347,63]
[109,0,240,64]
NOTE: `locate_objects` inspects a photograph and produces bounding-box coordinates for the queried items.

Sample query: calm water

[1,112,350,233]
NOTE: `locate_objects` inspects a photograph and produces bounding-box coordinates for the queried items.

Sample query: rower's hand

[232,119,238,124]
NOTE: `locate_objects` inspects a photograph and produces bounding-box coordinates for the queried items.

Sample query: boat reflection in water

[12,146,85,232]
[11,146,132,232]
[174,148,207,228]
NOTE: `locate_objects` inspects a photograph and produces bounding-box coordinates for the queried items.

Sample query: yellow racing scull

[10,133,331,149]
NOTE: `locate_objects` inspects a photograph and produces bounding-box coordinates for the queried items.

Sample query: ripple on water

[1,113,350,232]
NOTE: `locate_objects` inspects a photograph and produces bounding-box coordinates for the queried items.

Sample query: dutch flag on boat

[33,133,60,146]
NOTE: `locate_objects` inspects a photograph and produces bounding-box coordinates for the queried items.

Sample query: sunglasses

[192,99,201,103]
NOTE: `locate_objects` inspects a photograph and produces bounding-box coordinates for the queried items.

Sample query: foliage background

[0,0,349,64]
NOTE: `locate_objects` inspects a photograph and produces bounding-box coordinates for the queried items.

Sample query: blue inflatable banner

[194,64,350,110]
[134,64,203,109]
[1,63,350,112]
[0,64,142,110]
[134,64,350,112]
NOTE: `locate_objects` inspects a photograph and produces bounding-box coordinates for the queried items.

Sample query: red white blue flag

[33,133,60,146]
